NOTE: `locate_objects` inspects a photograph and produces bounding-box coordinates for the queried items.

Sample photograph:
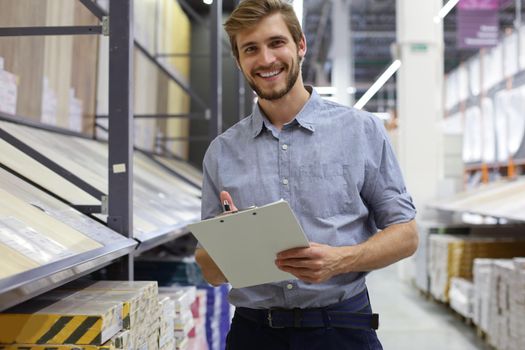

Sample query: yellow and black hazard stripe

[0,344,114,350]
[121,303,130,330]
[0,314,107,345]
[36,316,103,345]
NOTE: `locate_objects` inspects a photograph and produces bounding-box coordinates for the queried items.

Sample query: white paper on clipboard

[188,200,310,288]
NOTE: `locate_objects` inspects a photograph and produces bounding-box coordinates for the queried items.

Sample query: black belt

[235,289,379,330]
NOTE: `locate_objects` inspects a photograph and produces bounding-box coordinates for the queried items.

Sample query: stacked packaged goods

[428,235,525,302]
[428,235,463,301]
[187,290,209,350]
[509,258,525,350]
[0,297,123,350]
[448,277,475,318]
[0,280,162,350]
[487,260,513,349]
[473,258,499,334]
[67,281,160,350]
[472,258,525,350]
[485,259,525,350]
[158,286,197,350]
[158,297,176,350]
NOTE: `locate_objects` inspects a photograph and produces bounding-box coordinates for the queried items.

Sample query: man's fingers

[277,246,322,260]
[276,258,322,270]
[219,190,238,212]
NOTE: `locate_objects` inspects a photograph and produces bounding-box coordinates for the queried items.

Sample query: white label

[0,217,74,264]
[41,77,57,125]
[0,69,18,115]
[113,163,127,173]
[69,88,83,132]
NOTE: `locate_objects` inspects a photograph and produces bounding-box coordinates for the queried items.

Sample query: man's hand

[275,220,418,284]
[219,190,238,213]
[275,242,361,284]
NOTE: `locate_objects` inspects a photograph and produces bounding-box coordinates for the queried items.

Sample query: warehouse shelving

[444,26,525,189]
[0,0,215,312]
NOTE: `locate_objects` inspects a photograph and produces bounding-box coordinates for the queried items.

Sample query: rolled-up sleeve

[361,116,416,229]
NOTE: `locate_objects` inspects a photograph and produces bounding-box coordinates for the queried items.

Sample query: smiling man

[195,1,418,349]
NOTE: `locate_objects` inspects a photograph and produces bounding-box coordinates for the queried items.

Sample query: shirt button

[286,284,293,290]
[282,178,289,185]
[282,144,288,150]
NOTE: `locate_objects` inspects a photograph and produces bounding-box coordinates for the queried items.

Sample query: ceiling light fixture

[354,59,402,110]
[203,0,213,5]
[433,0,460,24]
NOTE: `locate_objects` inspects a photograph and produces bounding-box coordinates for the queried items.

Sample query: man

[195,1,418,349]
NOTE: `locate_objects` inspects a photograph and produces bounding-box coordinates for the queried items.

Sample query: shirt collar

[251,86,321,138]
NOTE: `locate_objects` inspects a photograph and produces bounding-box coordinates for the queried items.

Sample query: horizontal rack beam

[0,26,102,36]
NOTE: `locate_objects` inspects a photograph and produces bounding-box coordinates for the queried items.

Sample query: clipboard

[188,200,310,288]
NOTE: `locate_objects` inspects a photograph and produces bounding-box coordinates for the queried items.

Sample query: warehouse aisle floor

[367,264,491,350]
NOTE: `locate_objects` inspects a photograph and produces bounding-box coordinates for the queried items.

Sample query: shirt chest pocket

[296,164,355,218]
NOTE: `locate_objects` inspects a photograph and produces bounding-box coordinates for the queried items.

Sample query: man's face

[235,13,306,101]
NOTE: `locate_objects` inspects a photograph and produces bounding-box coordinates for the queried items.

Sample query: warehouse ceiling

[185,0,524,102]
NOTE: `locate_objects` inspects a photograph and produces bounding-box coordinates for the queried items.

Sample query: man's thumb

[220,191,238,212]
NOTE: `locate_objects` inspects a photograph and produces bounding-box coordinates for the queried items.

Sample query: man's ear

[298,34,307,59]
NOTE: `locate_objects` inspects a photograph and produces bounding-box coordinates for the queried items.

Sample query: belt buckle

[267,310,285,328]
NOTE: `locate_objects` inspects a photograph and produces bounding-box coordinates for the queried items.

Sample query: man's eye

[272,40,285,47]
[244,47,256,53]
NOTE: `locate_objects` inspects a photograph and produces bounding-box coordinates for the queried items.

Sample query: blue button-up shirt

[201,87,416,309]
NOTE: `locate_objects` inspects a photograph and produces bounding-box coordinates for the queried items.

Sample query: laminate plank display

[0,121,200,239]
[71,1,99,134]
[0,0,46,119]
[0,188,102,279]
[43,0,75,129]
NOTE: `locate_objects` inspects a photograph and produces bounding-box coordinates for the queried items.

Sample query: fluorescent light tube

[433,0,459,23]
[354,60,401,110]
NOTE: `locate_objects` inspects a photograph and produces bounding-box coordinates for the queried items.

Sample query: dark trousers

[226,294,383,350]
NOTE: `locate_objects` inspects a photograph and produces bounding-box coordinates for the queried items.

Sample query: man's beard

[246,54,301,101]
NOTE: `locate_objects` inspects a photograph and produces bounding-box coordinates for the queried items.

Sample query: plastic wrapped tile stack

[448,277,475,319]
[199,285,230,350]
[428,235,525,302]
[510,258,525,350]
[158,297,176,350]
[473,258,498,334]
[0,290,141,350]
[428,235,463,302]
[33,280,161,350]
[0,297,123,347]
[158,286,197,350]
[486,258,525,350]
[186,290,209,350]
[488,260,515,350]
[68,281,161,350]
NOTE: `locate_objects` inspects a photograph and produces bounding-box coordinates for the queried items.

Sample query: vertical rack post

[108,0,134,279]
[209,0,223,139]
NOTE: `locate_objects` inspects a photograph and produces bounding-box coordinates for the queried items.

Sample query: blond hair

[224,0,303,60]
